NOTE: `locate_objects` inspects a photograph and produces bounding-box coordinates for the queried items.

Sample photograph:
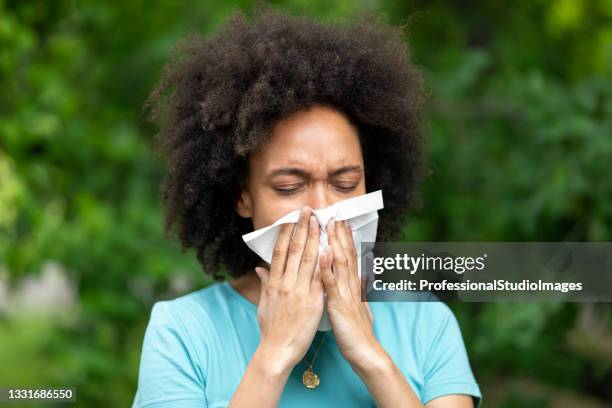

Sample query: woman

[133,7,482,408]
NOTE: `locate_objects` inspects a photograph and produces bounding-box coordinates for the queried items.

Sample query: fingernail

[309,215,317,227]
[328,218,335,231]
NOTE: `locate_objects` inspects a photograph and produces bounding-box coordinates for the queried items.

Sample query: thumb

[254,266,270,286]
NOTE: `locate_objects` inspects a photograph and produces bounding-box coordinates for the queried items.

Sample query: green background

[1,0,611,406]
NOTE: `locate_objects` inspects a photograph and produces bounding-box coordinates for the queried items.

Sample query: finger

[283,206,312,285]
[336,219,359,301]
[310,263,323,295]
[269,222,295,281]
[343,219,358,267]
[254,266,270,286]
[297,214,320,287]
[346,220,363,301]
[319,247,340,299]
[326,218,350,298]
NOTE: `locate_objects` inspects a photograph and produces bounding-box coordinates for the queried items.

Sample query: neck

[228,263,266,305]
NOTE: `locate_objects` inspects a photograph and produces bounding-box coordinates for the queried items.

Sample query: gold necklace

[302,331,329,389]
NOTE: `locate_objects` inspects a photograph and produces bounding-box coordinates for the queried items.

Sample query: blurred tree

[0,0,610,406]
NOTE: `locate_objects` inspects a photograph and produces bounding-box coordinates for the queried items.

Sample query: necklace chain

[305,331,329,368]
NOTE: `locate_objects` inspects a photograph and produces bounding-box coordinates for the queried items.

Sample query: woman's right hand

[253,205,324,372]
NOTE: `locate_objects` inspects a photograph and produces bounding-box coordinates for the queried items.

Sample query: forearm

[228,344,294,408]
[351,340,423,408]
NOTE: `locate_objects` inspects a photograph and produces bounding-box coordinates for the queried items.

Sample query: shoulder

[370,296,481,406]
[143,283,231,364]
[134,283,228,401]
[149,282,227,328]
[370,295,467,370]
[370,292,458,335]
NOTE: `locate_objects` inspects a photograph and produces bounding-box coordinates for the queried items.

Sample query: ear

[235,187,254,219]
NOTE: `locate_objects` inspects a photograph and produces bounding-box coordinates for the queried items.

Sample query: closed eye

[336,184,358,192]
[274,184,358,195]
[274,186,302,195]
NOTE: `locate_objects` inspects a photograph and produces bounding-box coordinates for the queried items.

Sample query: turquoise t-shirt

[132,282,482,407]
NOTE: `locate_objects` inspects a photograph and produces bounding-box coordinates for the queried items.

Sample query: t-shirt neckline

[222,281,258,312]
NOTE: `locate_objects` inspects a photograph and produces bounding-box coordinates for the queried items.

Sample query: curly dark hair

[145,6,426,281]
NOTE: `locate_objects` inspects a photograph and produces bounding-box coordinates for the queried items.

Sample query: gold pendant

[302,366,320,389]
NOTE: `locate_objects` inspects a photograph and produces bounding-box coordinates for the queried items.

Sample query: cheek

[252,201,300,230]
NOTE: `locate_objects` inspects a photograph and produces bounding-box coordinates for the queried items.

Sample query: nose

[307,187,331,211]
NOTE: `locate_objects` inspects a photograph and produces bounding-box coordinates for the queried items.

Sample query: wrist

[349,337,394,379]
[254,341,297,380]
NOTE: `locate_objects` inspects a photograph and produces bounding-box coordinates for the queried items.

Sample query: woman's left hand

[319,218,383,370]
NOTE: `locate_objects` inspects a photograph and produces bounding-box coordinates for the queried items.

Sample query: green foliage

[1,0,610,406]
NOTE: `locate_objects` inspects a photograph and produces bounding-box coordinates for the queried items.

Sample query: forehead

[251,105,363,172]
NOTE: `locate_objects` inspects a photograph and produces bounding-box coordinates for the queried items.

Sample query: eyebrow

[266,165,363,180]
